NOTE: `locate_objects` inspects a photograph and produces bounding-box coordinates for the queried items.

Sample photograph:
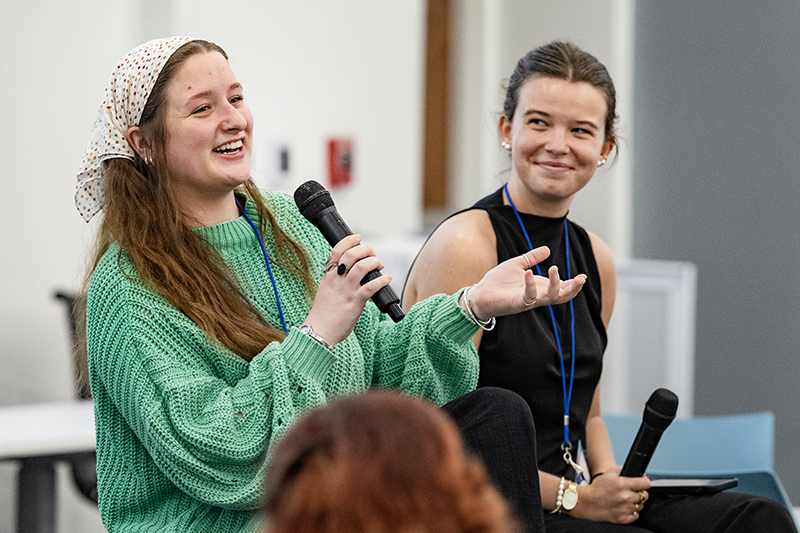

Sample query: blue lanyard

[502,184,576,450]
[236,198,288,334]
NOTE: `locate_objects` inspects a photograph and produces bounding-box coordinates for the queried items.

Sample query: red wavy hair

[264,390,518,533]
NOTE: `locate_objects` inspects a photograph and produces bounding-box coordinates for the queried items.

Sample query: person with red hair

[263,390,518,533]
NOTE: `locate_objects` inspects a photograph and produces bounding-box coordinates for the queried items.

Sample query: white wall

[170,0,427,235]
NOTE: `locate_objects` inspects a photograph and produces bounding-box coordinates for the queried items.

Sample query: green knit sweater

[86,191,480,532]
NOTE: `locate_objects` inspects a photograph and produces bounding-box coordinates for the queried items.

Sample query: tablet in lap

[649,477,738,496]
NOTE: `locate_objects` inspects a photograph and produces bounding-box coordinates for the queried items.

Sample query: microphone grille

[643,388,679,431]
[294,180,334,222]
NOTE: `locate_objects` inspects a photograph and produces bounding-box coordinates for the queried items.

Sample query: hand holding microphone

[578,466,651,524]
[569,389,676,524]
[294,181,405,327]
[303,234,393,346]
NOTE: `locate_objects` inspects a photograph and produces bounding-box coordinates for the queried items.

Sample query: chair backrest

[728,471,794,511]
[603,411,775,475]
[54,291,91,400]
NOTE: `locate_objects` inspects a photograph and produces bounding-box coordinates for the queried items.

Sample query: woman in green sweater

[75,37,586,533]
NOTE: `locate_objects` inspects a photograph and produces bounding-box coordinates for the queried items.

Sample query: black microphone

[294,180,405,323]
[620,388,679,477]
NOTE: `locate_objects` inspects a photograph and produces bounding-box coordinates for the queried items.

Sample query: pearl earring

[501,141,511,151]
[597,158,606,167]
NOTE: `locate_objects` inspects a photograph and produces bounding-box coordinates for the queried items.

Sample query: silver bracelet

[462,285,496,331]
[299,324,335,354]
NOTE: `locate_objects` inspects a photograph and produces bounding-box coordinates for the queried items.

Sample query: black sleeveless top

[467,188,607,478]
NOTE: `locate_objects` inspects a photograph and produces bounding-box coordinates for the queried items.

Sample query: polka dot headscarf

[75,36,194,222]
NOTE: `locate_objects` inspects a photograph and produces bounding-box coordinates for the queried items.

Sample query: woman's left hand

[463,245,587,320]
[572,466,650,523]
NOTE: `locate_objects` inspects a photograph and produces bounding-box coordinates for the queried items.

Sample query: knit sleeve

[259,191,481,407]
[87,252,336,510]
[257,191,481,407]
[351,290,481,407]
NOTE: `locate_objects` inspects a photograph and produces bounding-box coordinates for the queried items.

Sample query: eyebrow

[185,83,243,104]
[522,108,550,118]
[522,108,600,130]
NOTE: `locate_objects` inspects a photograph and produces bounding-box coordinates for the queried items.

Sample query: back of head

[503,41,618,142]
[264,390,517,533]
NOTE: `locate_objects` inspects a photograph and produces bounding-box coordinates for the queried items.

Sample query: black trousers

[443,387,545,533]
[543,489,798,533]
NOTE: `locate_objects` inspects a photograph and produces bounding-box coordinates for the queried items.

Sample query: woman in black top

[403,41,797,533]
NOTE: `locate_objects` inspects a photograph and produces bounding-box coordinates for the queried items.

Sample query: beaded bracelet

[462,285,496,331]
[551,477,567,514]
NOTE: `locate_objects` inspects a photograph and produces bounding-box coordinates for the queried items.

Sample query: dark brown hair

[264,390,518,533]
[504,41,618,143]
[75,40,314,389]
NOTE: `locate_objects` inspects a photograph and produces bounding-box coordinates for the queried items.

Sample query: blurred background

[2,1,800,531]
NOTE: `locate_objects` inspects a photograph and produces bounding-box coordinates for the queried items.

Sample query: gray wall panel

[633,0,800,500]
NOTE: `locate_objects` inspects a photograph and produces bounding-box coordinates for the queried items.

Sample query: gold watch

[561,481,579,514]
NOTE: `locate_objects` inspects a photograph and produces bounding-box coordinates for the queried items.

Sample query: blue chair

[602,411,795,516]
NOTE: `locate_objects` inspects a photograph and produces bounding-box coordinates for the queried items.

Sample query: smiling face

[500,75,614,217]
[162,51,253,211]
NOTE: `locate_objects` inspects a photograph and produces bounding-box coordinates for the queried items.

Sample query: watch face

[563,488,578,510]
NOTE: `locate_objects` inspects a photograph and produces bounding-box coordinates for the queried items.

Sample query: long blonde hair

[75,40,314,389]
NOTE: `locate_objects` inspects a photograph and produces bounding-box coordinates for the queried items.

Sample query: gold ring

[638,490,646,504]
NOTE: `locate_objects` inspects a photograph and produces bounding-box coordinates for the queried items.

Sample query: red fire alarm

[328,138,352,187]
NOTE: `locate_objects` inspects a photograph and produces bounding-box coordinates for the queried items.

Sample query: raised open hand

[462,246,587,321]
